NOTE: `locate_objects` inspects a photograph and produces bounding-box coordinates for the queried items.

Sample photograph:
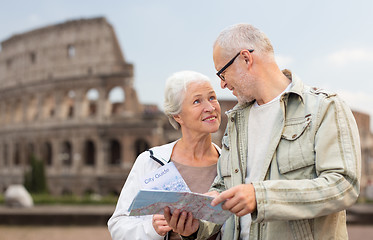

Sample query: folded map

[128,189,232,224]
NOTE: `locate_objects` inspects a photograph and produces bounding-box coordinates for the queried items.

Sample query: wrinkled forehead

[185,81,214,96]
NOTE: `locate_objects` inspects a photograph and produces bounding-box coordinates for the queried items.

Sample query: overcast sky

[1,0,372,128]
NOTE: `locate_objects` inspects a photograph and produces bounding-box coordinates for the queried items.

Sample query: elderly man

[165,23,361,240]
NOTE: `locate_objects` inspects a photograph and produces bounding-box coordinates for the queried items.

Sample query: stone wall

[0,17,180,196]
[352,111,373,199]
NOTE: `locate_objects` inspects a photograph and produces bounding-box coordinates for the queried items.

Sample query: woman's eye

[193,99,200,104]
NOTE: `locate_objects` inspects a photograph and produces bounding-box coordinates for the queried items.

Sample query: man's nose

[220,79,227,89]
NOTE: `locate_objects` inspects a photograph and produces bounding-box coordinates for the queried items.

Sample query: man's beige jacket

[192,71,361,240]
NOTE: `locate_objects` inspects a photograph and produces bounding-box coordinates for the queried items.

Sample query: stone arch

[42,94,56,119]
[109,86,125,103]
[26,142,35,165]
[5,102,12,124]
[3,143,8,166]
[27,95,38,122]
[84,140,95,166]
[30,51,37,64]
[0,103,4,125]
[83,88,99,117]
[14,99,22,123]
[14,143,21,166]
[67,44,75,58]
[109,139,121,165]
[134,138,150,157]
[61,141,72,166]
[61,90,76,119]
[42,142,53,166]
[108,86,125,115]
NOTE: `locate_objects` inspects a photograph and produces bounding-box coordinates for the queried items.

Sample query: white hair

[214,23,275,60]
[164,71,211,129]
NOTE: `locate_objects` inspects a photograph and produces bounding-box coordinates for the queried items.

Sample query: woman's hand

[152,214,172,236]
[164,207,200,237]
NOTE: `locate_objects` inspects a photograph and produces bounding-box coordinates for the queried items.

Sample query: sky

[1,0,372,128]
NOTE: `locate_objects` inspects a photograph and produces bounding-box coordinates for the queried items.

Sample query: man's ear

[242,50,253,65]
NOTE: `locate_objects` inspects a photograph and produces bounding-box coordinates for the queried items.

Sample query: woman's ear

[173,114,183,125]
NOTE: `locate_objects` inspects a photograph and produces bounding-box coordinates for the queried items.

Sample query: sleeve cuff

[251,181,265,223]
[180,230,198,240]
[144,217,165,240]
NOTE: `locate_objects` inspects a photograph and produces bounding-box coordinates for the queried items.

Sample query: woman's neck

[172,134,218,167]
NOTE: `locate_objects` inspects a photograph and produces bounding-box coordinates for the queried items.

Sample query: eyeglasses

[216,49,254,81]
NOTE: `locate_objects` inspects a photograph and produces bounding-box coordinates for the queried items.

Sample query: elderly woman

[108,71,221,240]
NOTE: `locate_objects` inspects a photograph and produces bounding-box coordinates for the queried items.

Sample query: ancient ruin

[0,17,179,196]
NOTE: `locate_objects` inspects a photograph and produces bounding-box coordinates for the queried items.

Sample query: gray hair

[164,71,211,130]
[214,23,275,60]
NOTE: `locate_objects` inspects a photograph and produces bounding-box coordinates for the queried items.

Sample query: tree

[24,155,48,194]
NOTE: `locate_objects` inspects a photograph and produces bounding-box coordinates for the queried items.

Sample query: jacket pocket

[276,116,315,179]
[289,219,314,240]
[220,135,232,187]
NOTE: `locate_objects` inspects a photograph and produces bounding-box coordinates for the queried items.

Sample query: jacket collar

[283,69,304,103]
[226,69,304,115]
[149,140,221,164]
[149,140,178,165]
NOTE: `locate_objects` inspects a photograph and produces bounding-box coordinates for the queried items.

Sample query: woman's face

[175,81,221,135]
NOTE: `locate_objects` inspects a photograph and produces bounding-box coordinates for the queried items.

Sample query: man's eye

[209,96,216,101]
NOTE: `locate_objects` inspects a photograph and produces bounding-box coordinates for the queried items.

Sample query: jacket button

[230,117,235,122]
[292,134,297,139]
[235,169,239,173]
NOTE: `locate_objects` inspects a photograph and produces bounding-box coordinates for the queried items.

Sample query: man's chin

[237,94,254,105]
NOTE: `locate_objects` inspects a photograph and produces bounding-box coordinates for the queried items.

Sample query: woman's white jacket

[108,140,220,240]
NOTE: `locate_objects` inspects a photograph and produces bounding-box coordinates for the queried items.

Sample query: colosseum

[0,17,372,199]
[0,17,180,196]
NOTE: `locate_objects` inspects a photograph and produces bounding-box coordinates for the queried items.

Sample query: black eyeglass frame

[216,49,254,81]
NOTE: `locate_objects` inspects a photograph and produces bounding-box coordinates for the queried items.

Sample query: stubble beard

[235,69,255,104]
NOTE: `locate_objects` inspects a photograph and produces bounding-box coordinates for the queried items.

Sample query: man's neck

[255,66,291,105]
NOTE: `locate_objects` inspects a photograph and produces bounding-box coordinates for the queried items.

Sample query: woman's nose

[204,102,216,112]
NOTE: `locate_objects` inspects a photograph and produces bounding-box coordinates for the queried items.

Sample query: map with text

[128,189,232,224]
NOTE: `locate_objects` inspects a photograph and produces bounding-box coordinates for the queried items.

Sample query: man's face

[213,46,255,103]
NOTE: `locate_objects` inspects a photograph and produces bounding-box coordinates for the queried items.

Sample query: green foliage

[30,193,118,205]
[24,155,48,194]
[0,192,117,205]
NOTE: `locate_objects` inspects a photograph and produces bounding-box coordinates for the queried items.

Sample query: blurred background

[0,1,372,239]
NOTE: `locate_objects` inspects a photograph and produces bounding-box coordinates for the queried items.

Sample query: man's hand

[164,207,199,237]
[204,190,219,198]
[211,184,256,217]
[152,214,172,236]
